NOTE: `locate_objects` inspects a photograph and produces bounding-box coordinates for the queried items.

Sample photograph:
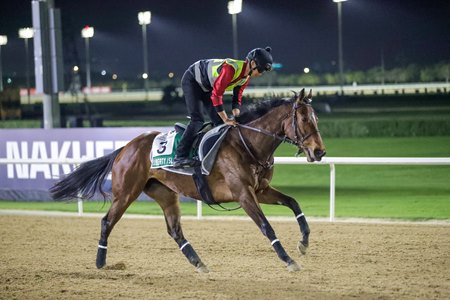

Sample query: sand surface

[0,215,449,299]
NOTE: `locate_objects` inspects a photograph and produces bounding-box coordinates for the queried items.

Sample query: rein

[236,102,320,168]
[236,125,279,169]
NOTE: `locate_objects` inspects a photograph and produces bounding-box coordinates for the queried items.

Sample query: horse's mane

[236,97,293,124]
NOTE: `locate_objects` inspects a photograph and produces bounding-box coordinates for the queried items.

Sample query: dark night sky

[1,0,450,80]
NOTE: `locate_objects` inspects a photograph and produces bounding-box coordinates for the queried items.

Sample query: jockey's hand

[224,118,238,127]
[218,110,238,127]
[232,108,240,117]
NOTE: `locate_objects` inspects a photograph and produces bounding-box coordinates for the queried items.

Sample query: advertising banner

[0,127,169,201]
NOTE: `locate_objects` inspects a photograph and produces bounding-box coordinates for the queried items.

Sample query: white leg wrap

[271,239,280,246]
[296,213,305,219]
[98,245,107,249]
[179,241,190,251]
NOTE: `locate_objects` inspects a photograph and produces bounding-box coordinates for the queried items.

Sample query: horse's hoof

[96,256,106,269]
[196,262,210,273]
[287,261,301,272]
[96,248,107,269]
[297,240,308,255]
[96,261,106,269]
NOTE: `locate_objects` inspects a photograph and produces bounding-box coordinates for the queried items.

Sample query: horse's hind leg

[257,186,310,255]
[96,193,137,269]
[96,172,147,268]
[144,179,209,273]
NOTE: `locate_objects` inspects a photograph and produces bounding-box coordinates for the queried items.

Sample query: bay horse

[50,88,326,273]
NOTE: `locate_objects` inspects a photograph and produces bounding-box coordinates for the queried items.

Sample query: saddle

[150,123,230,176]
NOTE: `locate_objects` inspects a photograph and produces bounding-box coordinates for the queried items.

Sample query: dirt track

[0,214,449,299]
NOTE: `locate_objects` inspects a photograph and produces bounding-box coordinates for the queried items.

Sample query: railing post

[77,199,83,216]
[197,200,202,220]
[77,192,83,216]
[330,163,335,222]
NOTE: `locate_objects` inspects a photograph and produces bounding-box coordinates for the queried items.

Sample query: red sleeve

[211,63,236,111]
[236,78,250,106]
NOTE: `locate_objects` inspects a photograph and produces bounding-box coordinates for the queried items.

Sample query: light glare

[228,0,242,14]
[0,35,7,45]
[81,26,94,38]
[138,11,151,25]
[19,28,34,39]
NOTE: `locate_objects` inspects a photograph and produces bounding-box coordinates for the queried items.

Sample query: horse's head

[284,89,326,162]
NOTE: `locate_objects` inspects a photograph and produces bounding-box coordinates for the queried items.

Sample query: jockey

[173,46,273,168]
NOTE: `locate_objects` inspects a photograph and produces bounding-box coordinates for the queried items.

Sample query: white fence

[1,157,450,221]
[274,157,450,221]
[22,82,450,104]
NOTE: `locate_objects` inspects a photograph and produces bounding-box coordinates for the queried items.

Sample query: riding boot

[174,120,203,168]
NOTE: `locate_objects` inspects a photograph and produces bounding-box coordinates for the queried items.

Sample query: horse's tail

[49,147,124,201]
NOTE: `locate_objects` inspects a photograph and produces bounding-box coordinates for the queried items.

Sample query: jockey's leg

[174,70,206,167]
[174,120,203,167]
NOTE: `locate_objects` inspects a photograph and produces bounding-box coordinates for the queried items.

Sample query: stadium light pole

[81,26,94,93]
[228,0,242,58]
[138,11,151,100]
[333,0,347,95]
[0,35,7,92]
[19,28,34,104]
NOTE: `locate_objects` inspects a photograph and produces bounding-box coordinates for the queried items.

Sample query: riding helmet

[246,47,273,72]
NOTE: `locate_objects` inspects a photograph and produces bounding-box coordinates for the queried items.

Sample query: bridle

[236,101,320,169]
[290,101,320,150]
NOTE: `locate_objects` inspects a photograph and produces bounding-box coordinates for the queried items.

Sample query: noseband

[236,101,320,168]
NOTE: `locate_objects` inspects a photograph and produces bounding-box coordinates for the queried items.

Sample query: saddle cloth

[150,124,230,176]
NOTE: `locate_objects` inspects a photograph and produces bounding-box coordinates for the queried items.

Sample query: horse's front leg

[237,187,300,272]
[144,179,209,273]
[257,186,310,255]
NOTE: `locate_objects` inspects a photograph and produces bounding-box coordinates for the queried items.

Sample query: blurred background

[0,0,449,221]
[0,0,449,129]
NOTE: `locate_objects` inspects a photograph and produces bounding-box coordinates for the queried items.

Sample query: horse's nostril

[314,149,326,158]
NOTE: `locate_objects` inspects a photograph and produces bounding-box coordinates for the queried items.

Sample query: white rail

[1,157,450,221]
[22,82,450,104]
[274,157,450,221]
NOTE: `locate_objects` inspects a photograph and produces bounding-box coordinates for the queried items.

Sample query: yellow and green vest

[192,59,249,92]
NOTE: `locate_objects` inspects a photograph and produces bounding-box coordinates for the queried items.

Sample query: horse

[50,88,326,273]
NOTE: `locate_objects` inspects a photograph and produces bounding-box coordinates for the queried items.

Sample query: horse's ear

[304,89,313,103]
[291,90,298,100]
[296,88,305,104]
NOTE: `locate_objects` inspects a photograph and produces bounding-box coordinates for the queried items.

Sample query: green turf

[269,136,450,219]
[0,200,290,217]
[1,136,449,220]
